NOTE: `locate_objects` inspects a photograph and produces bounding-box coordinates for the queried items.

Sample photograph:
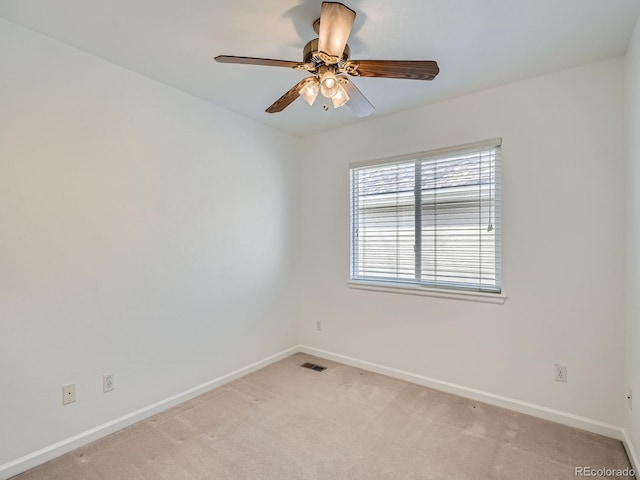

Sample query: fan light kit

[215,2,440,117]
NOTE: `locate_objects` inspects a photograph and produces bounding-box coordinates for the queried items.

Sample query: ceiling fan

[215,2,439,118]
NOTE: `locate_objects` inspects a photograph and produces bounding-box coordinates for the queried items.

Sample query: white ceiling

[1,0,639,137]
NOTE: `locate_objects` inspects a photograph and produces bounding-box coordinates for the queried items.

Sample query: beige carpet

[13,353,634,479]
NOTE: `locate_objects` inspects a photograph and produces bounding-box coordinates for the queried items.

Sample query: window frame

[348,139,506,304]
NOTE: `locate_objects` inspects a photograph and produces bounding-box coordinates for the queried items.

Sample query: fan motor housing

[303,38,350,64]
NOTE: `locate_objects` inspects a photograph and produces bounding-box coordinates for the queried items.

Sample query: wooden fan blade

[215,55,302,69]
[342,79,375,118]
[265,79,308,113]
[318,2,356,63]
[353,60,440,80]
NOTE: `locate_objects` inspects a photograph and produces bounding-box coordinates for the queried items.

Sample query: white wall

[298,57,627,426]
[625,16,640,459]
[0,18,298,466]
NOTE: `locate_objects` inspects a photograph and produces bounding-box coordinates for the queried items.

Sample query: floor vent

[301,362,327,372]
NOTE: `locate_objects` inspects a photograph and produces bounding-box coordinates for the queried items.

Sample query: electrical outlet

[628,388,633,410]
[62,384,76,405]
[316,320,322,331]
[554,363,567,383]
[103,373,115,393]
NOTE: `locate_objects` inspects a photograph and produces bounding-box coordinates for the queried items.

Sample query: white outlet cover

[103,373,115,393]
[62,384,76,405]
[554,363,567,383]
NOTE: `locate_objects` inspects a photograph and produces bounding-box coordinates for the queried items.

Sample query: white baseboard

[622,429,640,480]
[3,344,633,480]
[0,345,298,480]
[299,345,626,441]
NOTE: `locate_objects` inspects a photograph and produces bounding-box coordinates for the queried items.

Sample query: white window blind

[350,140,501,293]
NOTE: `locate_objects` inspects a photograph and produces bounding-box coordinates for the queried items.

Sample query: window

[350,139,501,294]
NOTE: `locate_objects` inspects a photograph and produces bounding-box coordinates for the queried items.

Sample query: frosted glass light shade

[319,67,340,98]
[331,83,350,108]
[300,79,319,106]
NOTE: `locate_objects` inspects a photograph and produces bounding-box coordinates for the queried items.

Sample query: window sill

[347,280,507,305]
